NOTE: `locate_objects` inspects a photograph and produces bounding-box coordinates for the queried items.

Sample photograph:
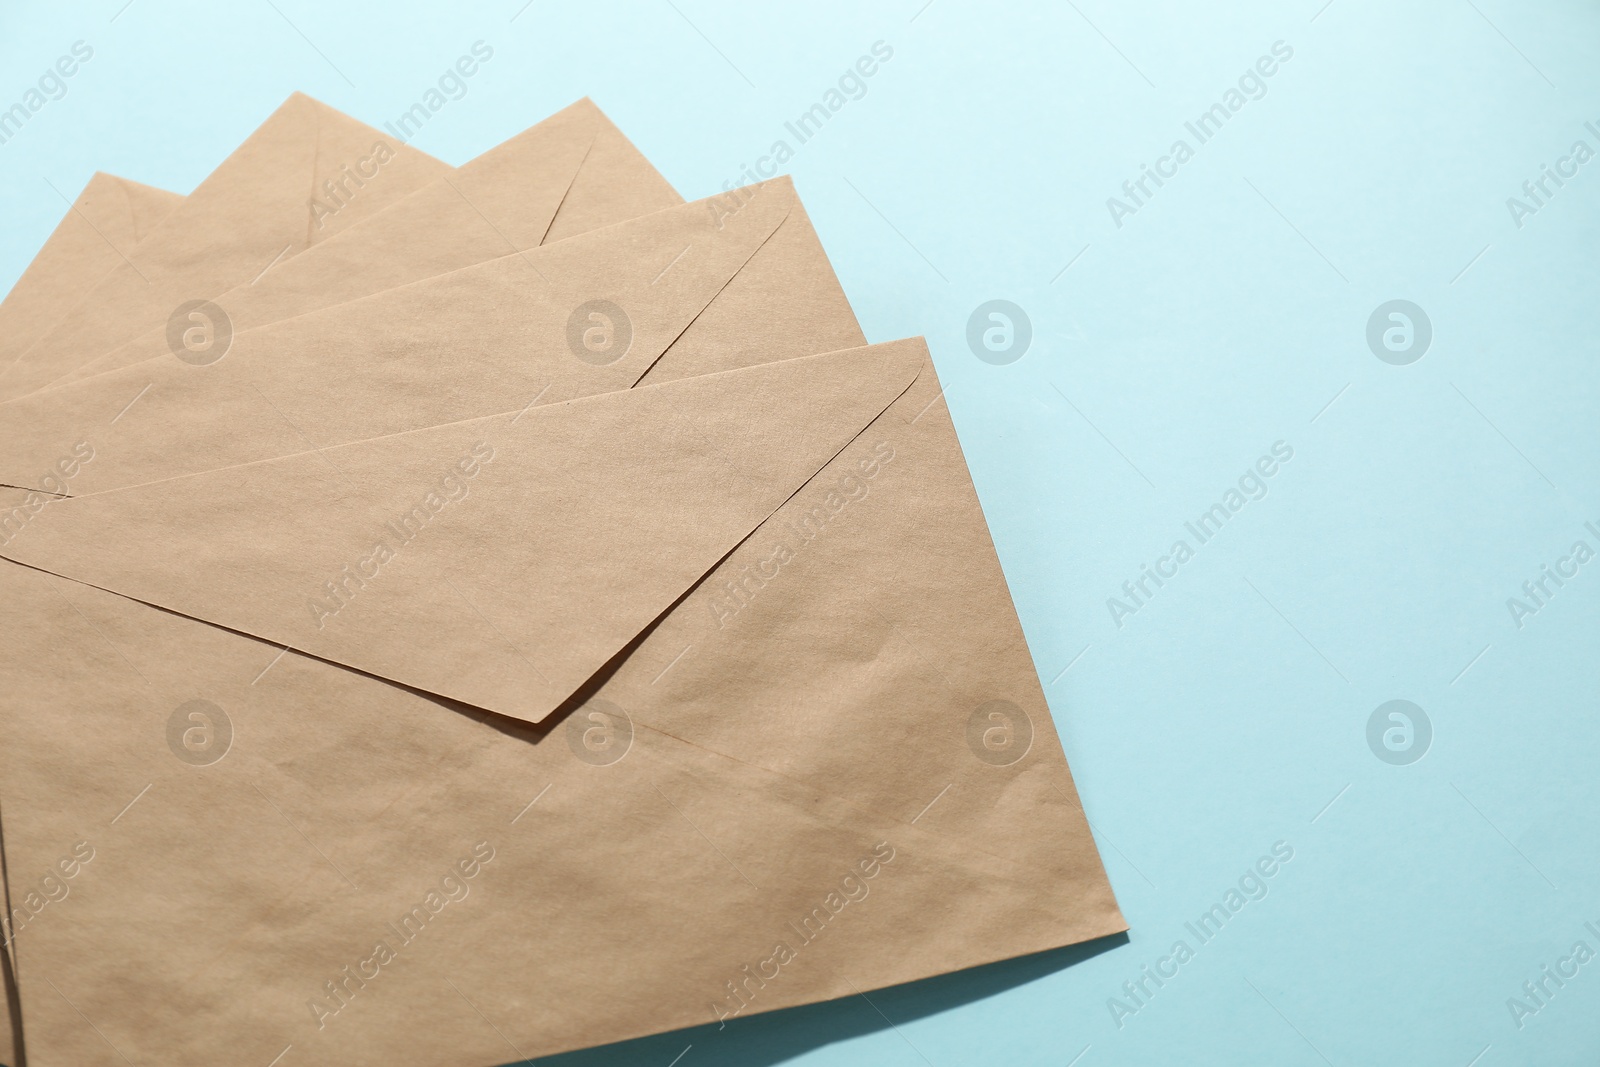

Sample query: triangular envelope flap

[62,100,630,384]
[342,97,596,264]
[0,94,448,403]
[1,344,923,724]
[530,174,796,334]
[0,181,797,498]
[300,98,452,245]
[637,187,866,385]
[62,172,183,249]
[540,99,684,243]
[418,96,679,248]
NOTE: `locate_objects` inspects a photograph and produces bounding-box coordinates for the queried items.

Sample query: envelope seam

[537,132,599,247]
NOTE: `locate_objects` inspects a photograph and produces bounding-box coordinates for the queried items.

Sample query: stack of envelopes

[0,94,1125,1066]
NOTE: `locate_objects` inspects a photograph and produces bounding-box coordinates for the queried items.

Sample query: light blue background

[2,1,1597,1064]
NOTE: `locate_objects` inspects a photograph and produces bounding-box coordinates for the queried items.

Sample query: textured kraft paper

[0,180,860,719]
[0,93,449,403]
[0,338,1122,1066]
[57,97,681,388]
[0,90,671,824]
[0,171,182,1064]
[0,178,849,496]
[0,89,676,892]
[0,142,1123,1063]
[0,173,181,384]
[0,101,678,1060]
[2,345,926,726]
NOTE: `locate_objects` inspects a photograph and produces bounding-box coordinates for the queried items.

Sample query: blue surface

[2,1,1598,1064]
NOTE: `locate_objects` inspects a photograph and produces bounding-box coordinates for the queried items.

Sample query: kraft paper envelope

[60,97,681,386]
[0,341,1122,1066]
[0,93,448,403]
[0,178,856,496]
[0,148,1123,1061]
[0,173,181,382]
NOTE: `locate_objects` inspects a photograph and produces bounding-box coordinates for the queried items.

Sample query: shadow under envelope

[523,933,1127,1067]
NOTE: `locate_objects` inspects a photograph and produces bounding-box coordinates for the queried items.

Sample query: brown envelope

[57,97,681,387]
[0,93,449,403]
[0,178,853,497]
[0,155,1122,1063]
[0,173,181,386]
[0,339,1121,1067]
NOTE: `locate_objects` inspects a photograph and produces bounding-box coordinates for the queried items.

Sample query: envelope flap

[450,97,601,249]
[540,99,684,242]
[111,174,185,244]
[0,344,924,725]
